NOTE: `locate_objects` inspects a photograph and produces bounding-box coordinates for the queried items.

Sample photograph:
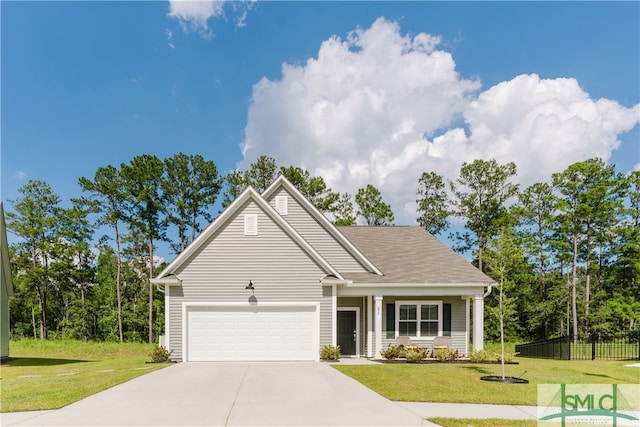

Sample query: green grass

[1,339,171,412]
[333,358,640,406]
[429,418,537,427]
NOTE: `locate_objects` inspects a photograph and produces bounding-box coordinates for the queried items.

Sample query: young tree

[355,184,394,226]
[7,180,61,339]
[484,226,527,379]
[163,153,222,253]
[416,171,450,235]
[79,165,128,342]
[450,159,519,272]
[120,154,166,344]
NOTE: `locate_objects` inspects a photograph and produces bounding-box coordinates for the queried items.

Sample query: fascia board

[263,176,383,276]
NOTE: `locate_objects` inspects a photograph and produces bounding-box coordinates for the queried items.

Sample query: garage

[186,305,318,361]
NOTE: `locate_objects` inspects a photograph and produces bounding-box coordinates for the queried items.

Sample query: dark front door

[337,311,357,356]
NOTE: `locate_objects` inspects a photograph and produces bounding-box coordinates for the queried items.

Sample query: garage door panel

[187,305,316,361]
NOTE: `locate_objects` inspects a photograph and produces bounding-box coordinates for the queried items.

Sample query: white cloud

[240,17,640,225]
[13,171,27,180]
[167,0,253,35]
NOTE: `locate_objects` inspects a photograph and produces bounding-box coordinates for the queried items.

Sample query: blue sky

[2,1,639,258]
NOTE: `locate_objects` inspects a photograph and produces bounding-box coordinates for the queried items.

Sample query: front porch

[330,289,487,359]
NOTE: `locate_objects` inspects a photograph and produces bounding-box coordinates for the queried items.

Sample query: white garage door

[187,305,317,361]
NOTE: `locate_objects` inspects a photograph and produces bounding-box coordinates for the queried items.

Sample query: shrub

[433,348,453,362]
[493,350,519,363]
[469,349,490,363]
[149,345,173,363]
[319,345,341,360]
[404,346,427,362]
[380,344,400,360]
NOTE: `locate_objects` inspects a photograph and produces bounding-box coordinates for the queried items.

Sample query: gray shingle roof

[336,226,493,284]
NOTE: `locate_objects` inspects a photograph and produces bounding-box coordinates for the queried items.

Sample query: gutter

[483,285,493,298]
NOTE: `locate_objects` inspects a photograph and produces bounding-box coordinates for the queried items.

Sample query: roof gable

[263,176,382,275]
[155,186,343,280]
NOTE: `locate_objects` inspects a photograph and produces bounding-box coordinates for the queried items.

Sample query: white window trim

[395,300,443,339]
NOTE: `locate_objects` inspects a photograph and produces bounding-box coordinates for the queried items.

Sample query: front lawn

[333,358,640,406]
[0,339,171,412]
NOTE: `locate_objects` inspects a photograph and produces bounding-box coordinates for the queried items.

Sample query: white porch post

[367,295,373,358]
[374,295,383,359]
[331,285,337,346]
[473,294,484,351]
[464,297,470,356]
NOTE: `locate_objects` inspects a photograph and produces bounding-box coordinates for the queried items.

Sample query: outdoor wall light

[245,280,255,290]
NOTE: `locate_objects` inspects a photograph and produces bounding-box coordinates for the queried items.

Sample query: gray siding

[266,188,370,273]
[168,199,331,361]
[380,296,468,354]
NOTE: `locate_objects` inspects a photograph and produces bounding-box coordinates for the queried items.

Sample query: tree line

[5,153,639,345]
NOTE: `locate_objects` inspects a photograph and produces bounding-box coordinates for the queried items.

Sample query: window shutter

[244,214,258,235]
[386,303,395,339]
[443,303,452,337]
[275,195,288,215]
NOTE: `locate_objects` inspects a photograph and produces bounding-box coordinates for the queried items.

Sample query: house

[1,202,14,359]
[153,176,493,362]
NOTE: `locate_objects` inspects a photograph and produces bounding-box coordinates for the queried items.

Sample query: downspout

[483,285,492,298]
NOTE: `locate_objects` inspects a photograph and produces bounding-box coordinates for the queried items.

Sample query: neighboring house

[153,176,493,362]
[1,202,14,359]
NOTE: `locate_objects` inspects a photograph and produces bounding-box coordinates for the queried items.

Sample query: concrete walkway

[1,360,539,427]
[1,362,425,426]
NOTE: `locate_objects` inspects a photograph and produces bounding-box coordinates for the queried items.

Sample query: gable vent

[244,214,258,236]
[275,195,288,216]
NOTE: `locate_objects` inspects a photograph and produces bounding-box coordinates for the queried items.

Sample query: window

[244,214,258,235]
[396,301,442,338]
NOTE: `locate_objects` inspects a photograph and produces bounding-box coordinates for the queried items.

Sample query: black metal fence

[516,335,640,361]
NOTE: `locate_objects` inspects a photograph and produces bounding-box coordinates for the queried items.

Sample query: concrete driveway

[2,362,427,426]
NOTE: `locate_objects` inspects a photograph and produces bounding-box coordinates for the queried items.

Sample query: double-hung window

[396,301,442,338]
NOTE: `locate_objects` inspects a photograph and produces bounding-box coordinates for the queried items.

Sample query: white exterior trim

[374,295,383,359]
[473,295,484,351]
[337,307,360,357]
[395,300,443,339]
[367,296,373,358]
[181,301,320,362]
[331,285,337,346]
[465,297,470,356]
[338,286,486,297]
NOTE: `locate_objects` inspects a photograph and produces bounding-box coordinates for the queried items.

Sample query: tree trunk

[572,232,578,344]
[114,221,124,343]
[148,237,154,344]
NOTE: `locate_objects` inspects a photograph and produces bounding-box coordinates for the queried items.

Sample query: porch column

[464,297,470,356]
[374,295,383,359]
[331,285,337,346]
[367,295,373,358]
[473,294,484,351]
